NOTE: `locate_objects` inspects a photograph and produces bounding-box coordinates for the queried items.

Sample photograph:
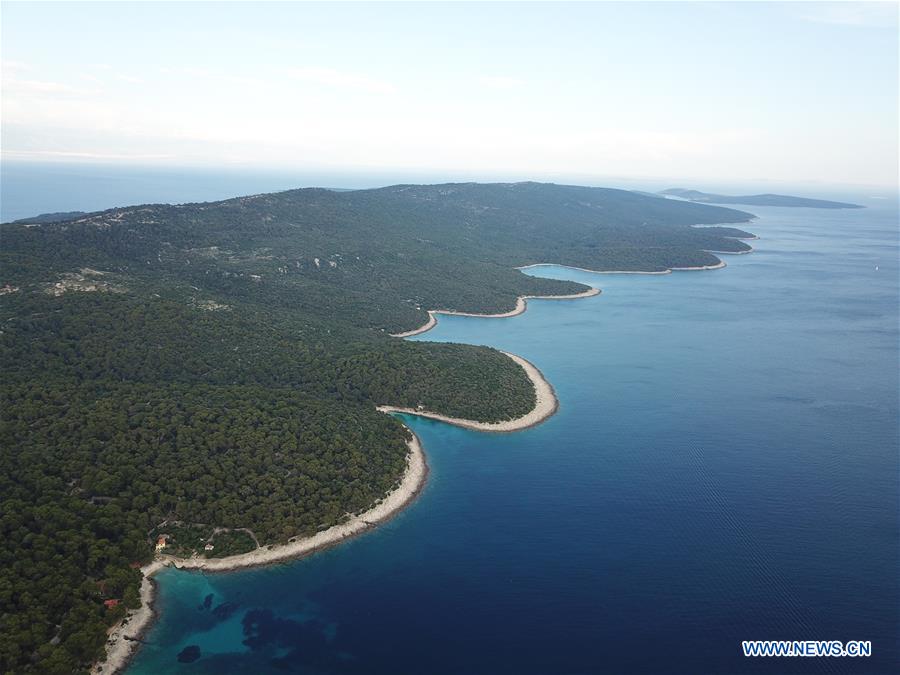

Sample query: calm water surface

[125,201,898,674]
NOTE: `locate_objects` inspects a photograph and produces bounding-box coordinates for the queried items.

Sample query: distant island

[0,182,755,674]
[660,188,863,209]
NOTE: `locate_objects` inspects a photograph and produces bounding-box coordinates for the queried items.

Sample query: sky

[2,1,898,188]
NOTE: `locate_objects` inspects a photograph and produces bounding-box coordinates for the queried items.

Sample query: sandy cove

[95,432,428,675]
[377,351,558,433]
[384,259,739,427]
[390,286,600,338]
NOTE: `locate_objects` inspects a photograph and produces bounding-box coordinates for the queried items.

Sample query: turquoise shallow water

[127,201,898,674]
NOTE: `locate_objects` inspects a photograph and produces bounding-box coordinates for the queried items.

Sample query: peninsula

[659,188,863,209]
[0,182,756,674]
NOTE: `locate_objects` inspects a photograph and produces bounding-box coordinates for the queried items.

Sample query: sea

[4,163,898,674]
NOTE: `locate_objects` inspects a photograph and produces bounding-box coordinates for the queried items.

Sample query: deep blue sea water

[109,198,899,674]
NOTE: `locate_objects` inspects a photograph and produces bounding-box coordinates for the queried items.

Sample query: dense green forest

[0,182,754,673]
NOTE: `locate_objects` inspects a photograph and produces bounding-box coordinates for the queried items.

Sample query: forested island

[0,182,754,673]
[659,188,863,209]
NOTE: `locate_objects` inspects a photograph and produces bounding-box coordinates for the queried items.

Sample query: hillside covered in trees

[0,182,754,673]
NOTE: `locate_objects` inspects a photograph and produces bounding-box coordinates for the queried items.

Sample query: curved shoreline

[703,247,753,255]
[98,242,747,673]
[390,286,600,338]
[674,260,728,271]
[521,263,669,275]
[377,352,558,433]
[96,432,428,675]
[516,260,729,276]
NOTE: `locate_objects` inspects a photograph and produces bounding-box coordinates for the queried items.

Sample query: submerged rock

[177,645,201,663]
[197,593,214,611]
[212,601,239,620]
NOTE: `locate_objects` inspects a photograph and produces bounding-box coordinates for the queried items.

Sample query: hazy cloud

[2,78,98,97]
[796,2,898,27]
[3,149,175,161]
[286,67,396,94]
[1,60,32,73]
[479,75,526,89]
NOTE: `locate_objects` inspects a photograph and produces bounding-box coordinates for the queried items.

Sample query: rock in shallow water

[177,645,201,663]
